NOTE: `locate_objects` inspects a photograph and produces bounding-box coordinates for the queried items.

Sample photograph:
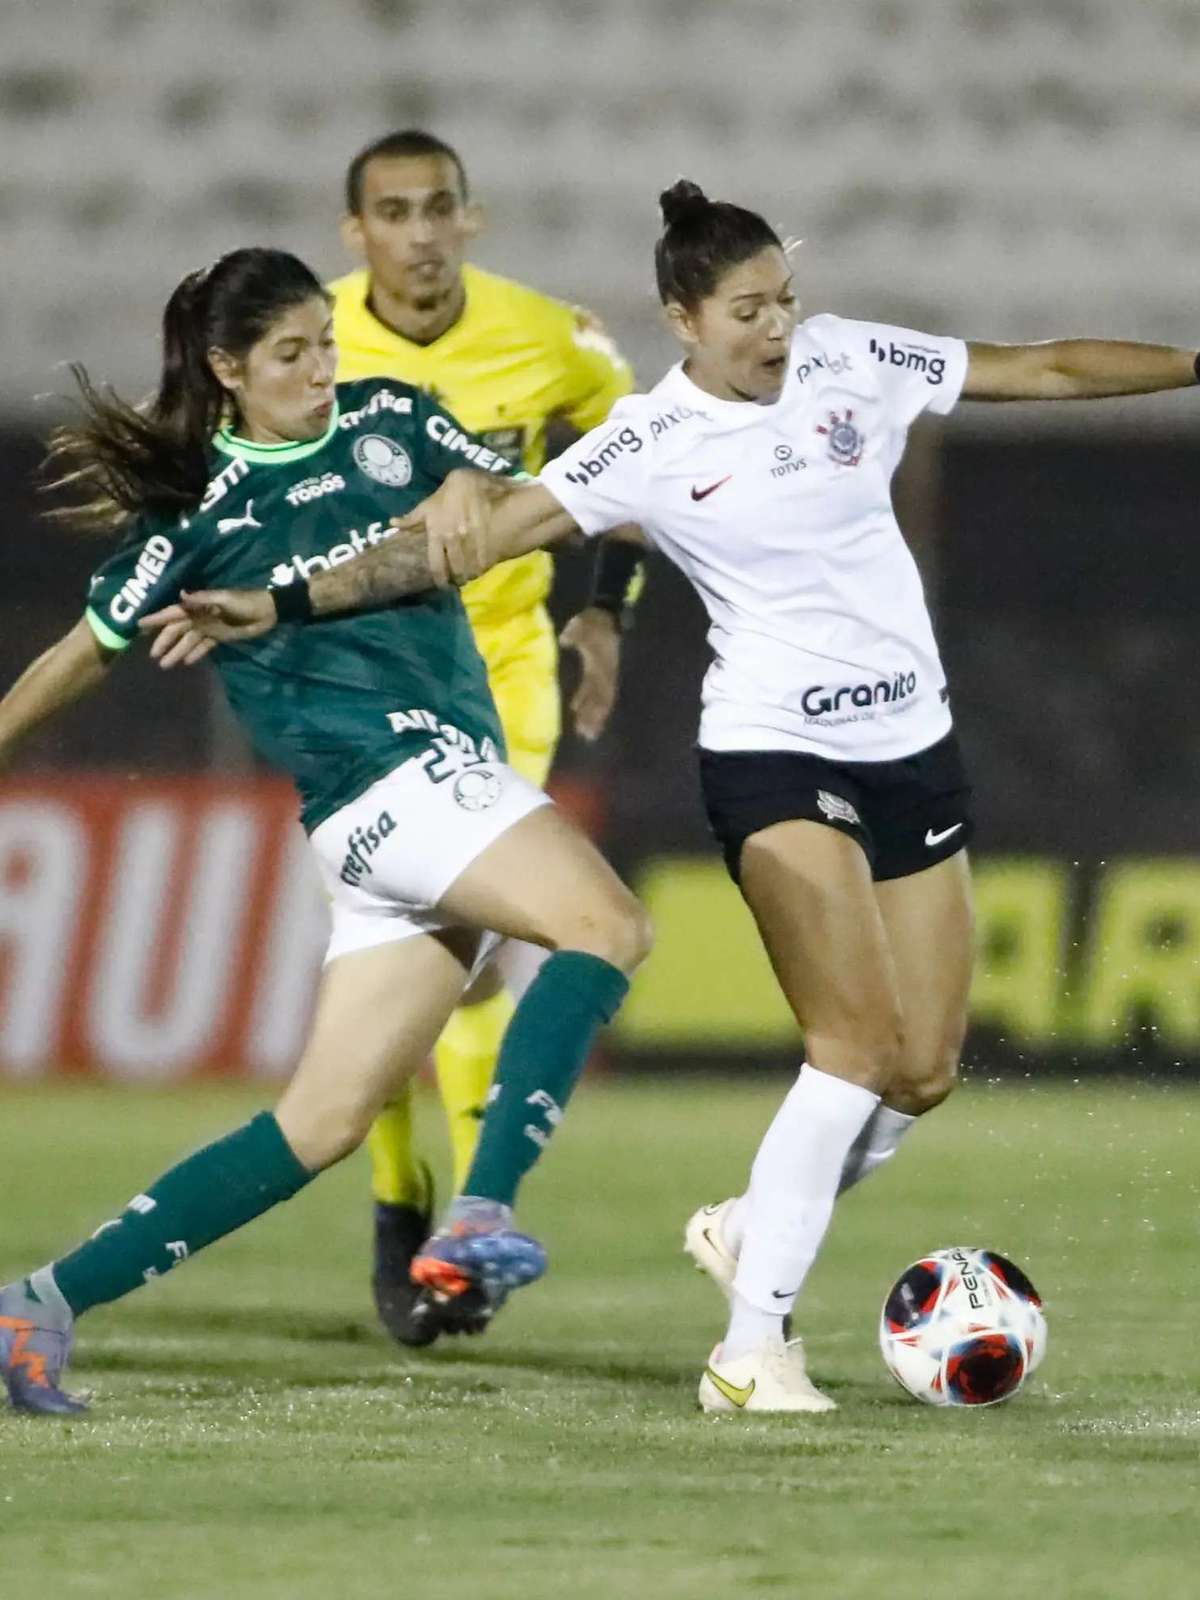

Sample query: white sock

[720,1102,917,1251]
[723,1293,785,1357]
[837,1104,917,1196]
[724,1064,879,1358]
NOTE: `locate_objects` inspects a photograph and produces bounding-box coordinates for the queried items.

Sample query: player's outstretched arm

[0,618,116,767]
[963,340,1198,402]
[139,473,580,660]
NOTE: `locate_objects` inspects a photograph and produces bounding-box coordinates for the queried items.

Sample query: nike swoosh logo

[705,1368,755,1408]
[771,1287,798,1301]
[925,823,963,848]
[690,476,731,502]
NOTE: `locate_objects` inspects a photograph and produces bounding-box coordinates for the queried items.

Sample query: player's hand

[140,588,278,663]
[559,607,622,741]
[138,610,220,669]
[392,469,493,588]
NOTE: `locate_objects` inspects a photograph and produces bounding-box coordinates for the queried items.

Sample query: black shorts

[699,731,974,885]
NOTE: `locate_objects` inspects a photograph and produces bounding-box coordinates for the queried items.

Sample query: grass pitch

[2,1076,1199,1599]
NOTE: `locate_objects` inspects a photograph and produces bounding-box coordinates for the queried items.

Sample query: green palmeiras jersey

[85,378,513,831]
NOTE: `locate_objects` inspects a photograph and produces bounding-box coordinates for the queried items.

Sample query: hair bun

[659,179,710,228]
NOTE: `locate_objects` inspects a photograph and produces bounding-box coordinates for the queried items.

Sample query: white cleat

[698,1339,838,1415]
[683,1199,740,1304]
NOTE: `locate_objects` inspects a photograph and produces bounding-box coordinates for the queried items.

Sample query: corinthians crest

[815,408,863,467]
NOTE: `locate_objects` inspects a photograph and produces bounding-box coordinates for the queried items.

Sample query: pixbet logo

[801,672,918,717]
[795,351,852,386]
[269,523,393,587]
[869,337,946,385]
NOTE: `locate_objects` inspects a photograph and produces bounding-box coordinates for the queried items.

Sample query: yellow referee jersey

[329,263,634,626]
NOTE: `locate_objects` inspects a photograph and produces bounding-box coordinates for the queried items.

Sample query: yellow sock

[435,989,516,1193]
[366,1085,428,1208]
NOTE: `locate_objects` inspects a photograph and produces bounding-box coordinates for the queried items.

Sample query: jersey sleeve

[837,317,968,425]
[84,513,215,651]
[536,398,650,537]
[412,390,525,482]
[557,308,635,433]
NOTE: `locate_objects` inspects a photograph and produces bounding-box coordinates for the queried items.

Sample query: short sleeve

[537,400,650,537]
[84,514,214,651]
[558,308,635,434]
[838,317,968,425]
[414,391,523,483]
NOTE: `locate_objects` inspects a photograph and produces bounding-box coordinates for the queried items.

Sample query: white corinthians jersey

[540,314,968,761]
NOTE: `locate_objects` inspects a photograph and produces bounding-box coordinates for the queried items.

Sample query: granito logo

[339,808,396,887]
[801,672,918,717]
[286,473,346,507]
[110,534,173,624]
[564,424,644,486]
[795,352,852,386]
[868,337,946,385]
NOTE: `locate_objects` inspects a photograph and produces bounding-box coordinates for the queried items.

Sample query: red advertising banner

[0,777,329,1081]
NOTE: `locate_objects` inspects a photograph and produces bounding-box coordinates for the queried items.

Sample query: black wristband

[269,578,313,623]
[1193,351,1200,385]
[588,539,644,627]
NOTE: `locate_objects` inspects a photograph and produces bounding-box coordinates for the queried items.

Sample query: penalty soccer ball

[879,1246,1047,1407]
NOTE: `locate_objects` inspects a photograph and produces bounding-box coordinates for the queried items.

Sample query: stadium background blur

[4,0,1200,1087]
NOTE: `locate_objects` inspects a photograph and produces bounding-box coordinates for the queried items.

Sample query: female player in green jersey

[0,247,651,1416]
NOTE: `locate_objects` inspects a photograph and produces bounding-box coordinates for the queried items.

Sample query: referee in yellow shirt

[330,129,641,1345]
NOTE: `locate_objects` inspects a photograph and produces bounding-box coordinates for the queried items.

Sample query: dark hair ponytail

[42,248,327,535]
[655,179,783,310]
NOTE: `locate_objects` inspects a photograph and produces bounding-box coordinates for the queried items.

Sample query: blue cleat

[0,1279,87,1416]
[409,1213,546,1335]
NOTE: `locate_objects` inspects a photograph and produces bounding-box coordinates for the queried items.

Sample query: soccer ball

[879,1246,1047,1407]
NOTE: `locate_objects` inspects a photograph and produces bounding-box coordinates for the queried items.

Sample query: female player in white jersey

[150,182,1200,1415]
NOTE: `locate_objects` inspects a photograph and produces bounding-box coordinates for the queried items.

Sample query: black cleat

[372,1180,437,1348]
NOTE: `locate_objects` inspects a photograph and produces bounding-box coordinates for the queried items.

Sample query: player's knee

[560,888,653,975]
[275,1092,376,1172]
[888,1041,961,1116]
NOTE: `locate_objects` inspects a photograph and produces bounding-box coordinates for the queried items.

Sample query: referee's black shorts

[699,730,974,886]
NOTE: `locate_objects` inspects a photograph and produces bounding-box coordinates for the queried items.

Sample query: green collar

[213,401,341,465]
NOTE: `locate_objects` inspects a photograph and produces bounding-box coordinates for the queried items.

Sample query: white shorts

[309,754,552,966]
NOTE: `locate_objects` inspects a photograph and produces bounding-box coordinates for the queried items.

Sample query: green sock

[48,1112,314,1317]
[462,951,629,1208]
